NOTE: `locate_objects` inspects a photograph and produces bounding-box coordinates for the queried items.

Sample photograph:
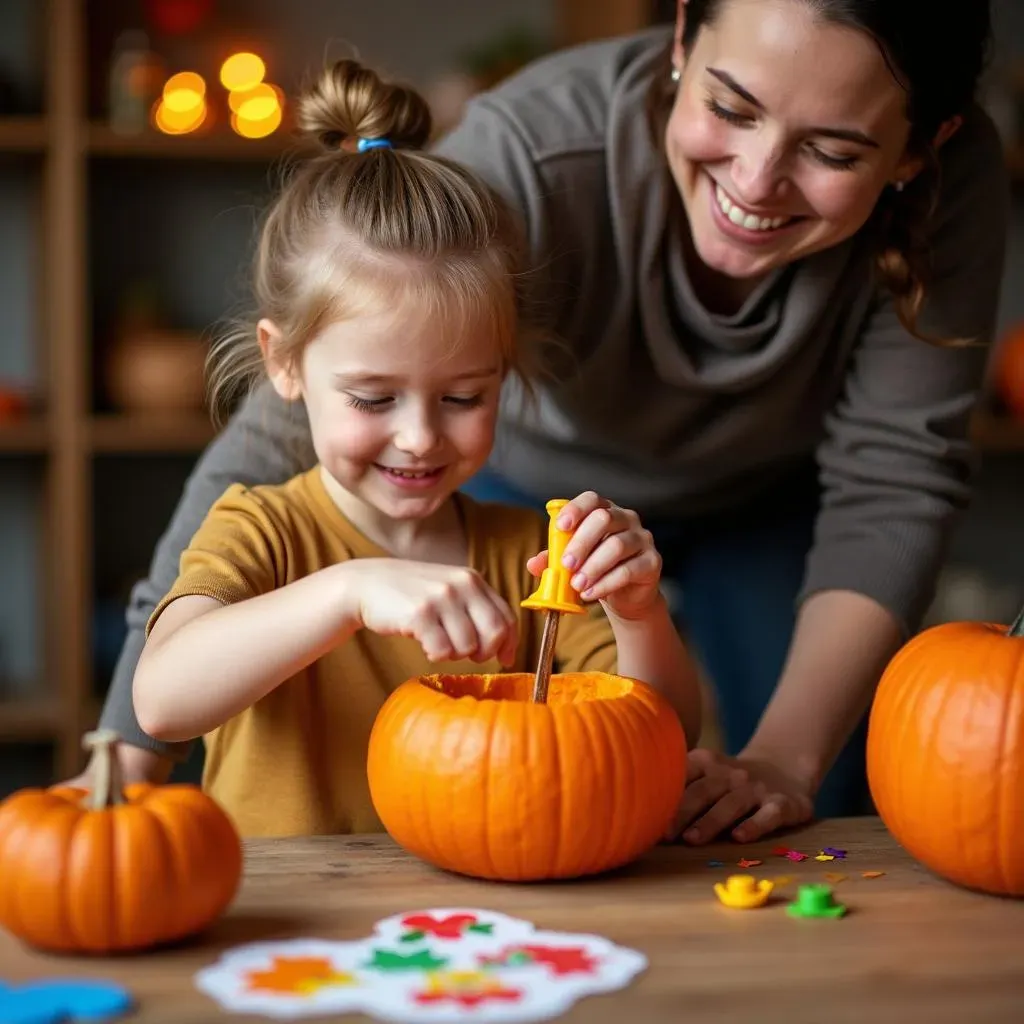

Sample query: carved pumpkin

[866,608,1024,896]
[0,729,243,953]
[367,671,687,881]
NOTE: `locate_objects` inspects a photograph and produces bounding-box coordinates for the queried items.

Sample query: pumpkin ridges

[21,802,80,950]
[413,699,449,872]
[144,789,237,940]
[569,701,603,877]
[585,701,623,875]
[637,692,684,842]
[0,793,41,935]
[628,697,667,848]
[995,645,1022,893]
[112,804,175,950]
[1,798,62,946]
[66,806,116,952]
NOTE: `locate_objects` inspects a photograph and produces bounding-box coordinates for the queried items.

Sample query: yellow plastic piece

[521,499,586,615]
[714,874,775,909]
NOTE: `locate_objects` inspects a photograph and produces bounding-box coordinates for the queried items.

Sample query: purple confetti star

[822,847,847,859]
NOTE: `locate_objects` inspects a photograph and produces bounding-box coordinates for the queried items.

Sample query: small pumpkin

[994,322,1024,421]
[866,606,1024,896]
[0,729,243,953]
[367,671,687,881]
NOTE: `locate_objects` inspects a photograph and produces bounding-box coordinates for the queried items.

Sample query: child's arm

[529,492,703,745]
[134,562,358,742]
[134,558,519,742]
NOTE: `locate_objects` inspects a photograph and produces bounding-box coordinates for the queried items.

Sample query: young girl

[131,59,702,838]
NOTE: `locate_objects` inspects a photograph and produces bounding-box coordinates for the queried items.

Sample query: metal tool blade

[531,609,561,703]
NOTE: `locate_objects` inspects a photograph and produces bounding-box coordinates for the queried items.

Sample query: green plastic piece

[786,884,847,919]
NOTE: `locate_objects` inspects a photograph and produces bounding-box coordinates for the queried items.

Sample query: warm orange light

[153,96,208,134]
[220,52,266,92]
[231,102,282,139]
[163,71,206,101]
[228,82,278,118]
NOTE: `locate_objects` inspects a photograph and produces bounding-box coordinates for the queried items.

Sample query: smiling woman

[89,0,1008,852]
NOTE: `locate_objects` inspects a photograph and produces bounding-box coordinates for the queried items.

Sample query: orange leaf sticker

[245,956,356,995]
[862,871,885,879]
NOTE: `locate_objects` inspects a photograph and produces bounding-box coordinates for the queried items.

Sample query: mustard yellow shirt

[148,467,617,837]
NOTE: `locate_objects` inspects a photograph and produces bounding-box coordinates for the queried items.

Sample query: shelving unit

[0,0,1021,782]
[0,0,671,782]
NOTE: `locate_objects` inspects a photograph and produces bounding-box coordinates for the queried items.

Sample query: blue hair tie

[357,137,392,152]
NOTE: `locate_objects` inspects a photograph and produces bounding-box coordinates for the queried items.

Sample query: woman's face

[666,0,920,282]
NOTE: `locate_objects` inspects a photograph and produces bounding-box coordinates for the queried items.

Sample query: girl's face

[262,297,504,526]
[666,0,921,282]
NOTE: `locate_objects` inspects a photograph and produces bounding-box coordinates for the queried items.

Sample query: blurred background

[0,0,1022,796]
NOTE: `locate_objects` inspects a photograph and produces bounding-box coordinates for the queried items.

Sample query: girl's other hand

[343,559,519,666]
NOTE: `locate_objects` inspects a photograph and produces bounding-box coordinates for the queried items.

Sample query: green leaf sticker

[364,948,449,973]
[467,923,494,936]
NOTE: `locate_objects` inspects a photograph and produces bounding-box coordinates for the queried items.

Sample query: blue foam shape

[0,978,133,1023]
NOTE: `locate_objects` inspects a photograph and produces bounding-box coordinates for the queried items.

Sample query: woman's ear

[672,0,688,79]
[889,115,964,191]
[933,115,963,150]
[257,319,302,401]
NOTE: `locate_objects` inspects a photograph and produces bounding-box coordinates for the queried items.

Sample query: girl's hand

[666,748,815,844]
[342,559,518,666]
[527,491,663,622]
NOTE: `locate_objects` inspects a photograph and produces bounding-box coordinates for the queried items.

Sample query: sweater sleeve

[98,383,316,760]
[800,111,1010,635]
[145,483,288,636]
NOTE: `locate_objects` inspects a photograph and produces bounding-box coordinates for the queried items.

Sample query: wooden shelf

[971,410,1024,452]
[0,695,63,740]
[0,117,48,153]
[0,417,49,453]
[90,412,216,453]
[87,123,305,162]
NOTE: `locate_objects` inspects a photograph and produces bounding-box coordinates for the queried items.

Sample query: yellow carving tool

[521,499,585,703]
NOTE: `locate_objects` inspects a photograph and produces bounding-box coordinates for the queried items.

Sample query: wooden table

[3,816,1024,1023]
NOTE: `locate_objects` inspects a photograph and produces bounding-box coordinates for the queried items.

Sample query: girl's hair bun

[296,58,432,153]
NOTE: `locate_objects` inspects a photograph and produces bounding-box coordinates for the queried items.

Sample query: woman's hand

[667,748,815,844]
[346,559,519,666]
[527,491,663,622]
[59,742,174,789]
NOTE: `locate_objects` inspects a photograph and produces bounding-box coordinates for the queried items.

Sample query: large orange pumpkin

[367,670,687,881]
[866,608,1024,896]
[0,729,243,953]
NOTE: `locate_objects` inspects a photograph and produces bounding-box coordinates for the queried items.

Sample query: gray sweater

[100,28,1009,758]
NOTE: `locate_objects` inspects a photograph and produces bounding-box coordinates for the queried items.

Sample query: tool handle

[521,498,584,614]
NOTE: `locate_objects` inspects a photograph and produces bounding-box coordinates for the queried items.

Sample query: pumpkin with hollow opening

[367,669,687,881]
[0,729,243,954]
[866,605,1024,897]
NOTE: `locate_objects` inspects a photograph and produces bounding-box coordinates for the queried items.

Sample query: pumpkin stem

[1011,606,1024,639]
[81,729,126,809]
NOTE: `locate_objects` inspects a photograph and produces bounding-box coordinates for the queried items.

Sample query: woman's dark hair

[648,0,994,344]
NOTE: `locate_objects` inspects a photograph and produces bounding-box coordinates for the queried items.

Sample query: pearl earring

[894,180,905,192]
[670,67,681,83]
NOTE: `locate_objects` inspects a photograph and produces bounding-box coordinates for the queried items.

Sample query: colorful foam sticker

[0,979,134,1024]
[195,908,648,1022]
